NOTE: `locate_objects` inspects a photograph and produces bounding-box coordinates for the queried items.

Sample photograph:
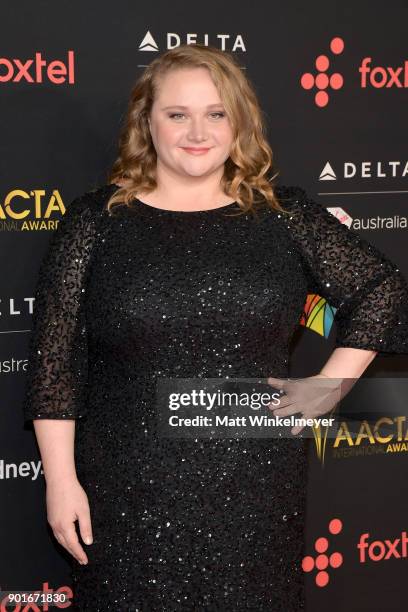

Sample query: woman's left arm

[319,346,376,379]
[270,186,408,433]
[278,185,408,360]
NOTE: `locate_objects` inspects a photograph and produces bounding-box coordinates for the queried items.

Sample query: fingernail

[84,536,93,544]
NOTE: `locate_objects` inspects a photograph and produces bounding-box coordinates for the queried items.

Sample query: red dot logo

[302,518,344,587]
[300,37,345,107]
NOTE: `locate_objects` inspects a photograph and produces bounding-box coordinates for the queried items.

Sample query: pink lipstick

[181,147,210,155]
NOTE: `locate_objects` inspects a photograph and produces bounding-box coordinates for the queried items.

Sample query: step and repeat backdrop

[1,1,407,610]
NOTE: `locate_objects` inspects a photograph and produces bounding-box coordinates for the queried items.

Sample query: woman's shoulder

[77,182,118,209]
[273,184,309,209]
[271,184,359,247]
[260,184,309,224]
[269,184,345,240]
[274,184,306,199]
[65,183,118,218]
[272,184,329,220]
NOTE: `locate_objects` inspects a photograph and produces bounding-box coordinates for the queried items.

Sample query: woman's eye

[168,112,225,120]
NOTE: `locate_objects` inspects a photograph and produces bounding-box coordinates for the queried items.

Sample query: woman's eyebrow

[161,104,225,110]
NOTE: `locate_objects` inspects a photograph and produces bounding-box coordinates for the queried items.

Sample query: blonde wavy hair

[106,43,289,216]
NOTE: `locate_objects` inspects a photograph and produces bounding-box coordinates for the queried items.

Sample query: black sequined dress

[23,184,408,611]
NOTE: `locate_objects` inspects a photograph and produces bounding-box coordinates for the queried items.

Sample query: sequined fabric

[23,183,408,611]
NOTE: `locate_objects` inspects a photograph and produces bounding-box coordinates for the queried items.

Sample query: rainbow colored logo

[300,293,337,338]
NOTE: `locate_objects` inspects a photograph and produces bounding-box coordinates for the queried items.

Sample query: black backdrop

[1,1,408,610]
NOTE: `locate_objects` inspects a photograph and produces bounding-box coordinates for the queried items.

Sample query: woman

[23,44,408,611]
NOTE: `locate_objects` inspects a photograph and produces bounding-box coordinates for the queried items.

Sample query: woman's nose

[187,118,208,142]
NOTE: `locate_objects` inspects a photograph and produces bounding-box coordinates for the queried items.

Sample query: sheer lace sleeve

[23,191,104,422]
[276,185,408,356]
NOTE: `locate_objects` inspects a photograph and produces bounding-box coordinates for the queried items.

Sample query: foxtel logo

[0,51,75,84]
[303,519,408,588]
[301,36,408,107]
[360,58,408,88]
[358,532,408,562]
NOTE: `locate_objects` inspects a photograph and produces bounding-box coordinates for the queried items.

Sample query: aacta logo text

[0,51,75,84]
[0,189,66,232]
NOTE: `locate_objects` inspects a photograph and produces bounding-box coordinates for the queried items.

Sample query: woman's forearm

[319,346,377,379]
[33,419,77,486]
[317,347,377,399]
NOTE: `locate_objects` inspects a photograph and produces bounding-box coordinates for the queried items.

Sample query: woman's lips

[181,147,211,155]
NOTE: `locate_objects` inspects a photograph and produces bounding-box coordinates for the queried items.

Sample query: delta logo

[319,160,408,182]
[138,30,246,53]
[0,189,66,231]
[300,36,408,107]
